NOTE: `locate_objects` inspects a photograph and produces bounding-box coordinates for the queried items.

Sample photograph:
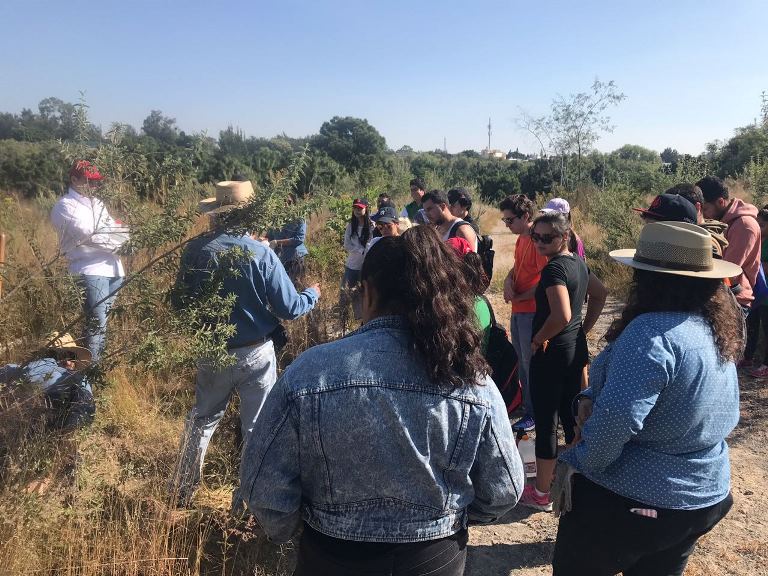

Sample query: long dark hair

[606,268,743,362]
[463,252,489,295]
[361,226,488,388]
[349,208,371,247]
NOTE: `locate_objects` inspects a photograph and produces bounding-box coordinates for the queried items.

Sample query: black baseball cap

[633,194,697,224]
[371,206,398,224]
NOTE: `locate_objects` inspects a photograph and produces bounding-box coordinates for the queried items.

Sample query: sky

[1,0,767,156]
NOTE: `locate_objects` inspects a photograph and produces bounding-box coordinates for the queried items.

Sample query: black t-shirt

[532,253,589,348]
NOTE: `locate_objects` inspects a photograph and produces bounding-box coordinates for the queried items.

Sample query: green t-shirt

[474,296,492,353]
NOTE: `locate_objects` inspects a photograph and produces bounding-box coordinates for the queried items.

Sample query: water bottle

[517,434,537,478]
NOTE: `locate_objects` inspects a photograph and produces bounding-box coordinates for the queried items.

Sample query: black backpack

[448,221,495,282]
[477,235,495,283]
[479,295,522,415]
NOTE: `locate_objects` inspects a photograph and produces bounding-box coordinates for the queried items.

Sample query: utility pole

[487,117,492,151]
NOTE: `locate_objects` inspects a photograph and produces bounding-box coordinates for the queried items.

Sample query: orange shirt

[511,233,549,314]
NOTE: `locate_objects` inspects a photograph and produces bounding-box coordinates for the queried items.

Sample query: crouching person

[0,332,95,430]
[240,226,523,576]
[171,180,320,507]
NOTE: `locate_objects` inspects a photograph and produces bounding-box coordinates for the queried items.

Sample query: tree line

[0,87,766,203]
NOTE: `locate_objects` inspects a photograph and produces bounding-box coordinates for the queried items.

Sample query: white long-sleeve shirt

[50,188,128,277]
[343,222,368,271]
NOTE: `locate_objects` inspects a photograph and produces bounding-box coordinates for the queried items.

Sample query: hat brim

[199,197,242,215]
[353,203,368,209]
[540,208,567,214]
[47,344,92,364]
[609,249,742,279]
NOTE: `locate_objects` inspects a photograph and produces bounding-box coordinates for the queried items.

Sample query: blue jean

[79,275,123,361]
[174,340,277,500]
[510,311,535,417]
[341,266,362,320]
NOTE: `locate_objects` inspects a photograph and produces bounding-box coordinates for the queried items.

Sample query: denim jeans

[174,339,277,501]
[510,311,535,417]
[340,266,362,320]
[79,274,123,361]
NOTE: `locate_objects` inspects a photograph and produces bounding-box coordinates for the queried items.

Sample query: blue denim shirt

[240,315,524,543]
[175,232,318,348]
[560,312,739,509]
[0,358,90,398]
[269,219,308,263]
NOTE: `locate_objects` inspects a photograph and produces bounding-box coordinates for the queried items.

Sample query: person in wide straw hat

[0,332,95,430]
[552,221,742,575]
[198,180,255,215]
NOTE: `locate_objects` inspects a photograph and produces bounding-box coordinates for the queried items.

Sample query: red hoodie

[722,198,761,306]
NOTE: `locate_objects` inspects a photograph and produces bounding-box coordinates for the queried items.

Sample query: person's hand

[573,397,593,444]
[309,283,321,299]
[503,286,515,303]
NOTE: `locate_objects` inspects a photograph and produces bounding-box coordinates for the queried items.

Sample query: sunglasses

[501,216,521,225]
[531,232,561,244]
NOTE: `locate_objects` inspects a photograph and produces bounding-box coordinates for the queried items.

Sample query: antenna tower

[487,117,492,151]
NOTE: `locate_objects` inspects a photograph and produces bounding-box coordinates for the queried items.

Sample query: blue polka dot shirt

[560,312,739,510]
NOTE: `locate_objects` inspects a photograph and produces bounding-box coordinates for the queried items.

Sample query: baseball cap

[371,206,398,224]
[633,194,697,224]
[352,198,369,209]
[69,160,103,181]
[446,237,473,257]
[540,198,570,214]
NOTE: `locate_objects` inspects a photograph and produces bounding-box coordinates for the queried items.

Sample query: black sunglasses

[531,232,561,244]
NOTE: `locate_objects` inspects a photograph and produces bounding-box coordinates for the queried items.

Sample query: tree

[141,110,179,145]
[660,147,680,164]
[312,116,387,174]
[518,79,626,188]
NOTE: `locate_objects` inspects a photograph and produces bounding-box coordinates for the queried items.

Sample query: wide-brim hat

[199,180,255,214]
[610,221,742,279]
[44,332,92,366]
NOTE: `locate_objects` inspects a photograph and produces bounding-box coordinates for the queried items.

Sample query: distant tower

[487,117,492,151]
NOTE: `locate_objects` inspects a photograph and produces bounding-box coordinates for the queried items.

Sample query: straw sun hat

[44,332,92,366]
[610,221,742,279]
[199,180,255,214]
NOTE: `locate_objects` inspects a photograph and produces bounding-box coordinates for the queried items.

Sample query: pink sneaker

[519,484,553,512]
[748,364,768,378]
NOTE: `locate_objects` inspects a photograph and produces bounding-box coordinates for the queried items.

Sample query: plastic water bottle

[517,434,537,478]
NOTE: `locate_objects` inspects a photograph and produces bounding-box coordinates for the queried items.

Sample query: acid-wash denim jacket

[240,315,524,543]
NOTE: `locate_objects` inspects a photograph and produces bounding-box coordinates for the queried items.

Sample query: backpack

[479,295,522,415]
[448,220,495,282]
[477,235,495,282]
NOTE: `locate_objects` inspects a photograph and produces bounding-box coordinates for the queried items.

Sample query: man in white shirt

[421,189,478,251]
[50,161,129,360]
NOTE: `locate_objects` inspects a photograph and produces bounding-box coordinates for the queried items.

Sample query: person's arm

[503,267,515,302]
[240,374,302,542]
[532,284,571,352]
[342,223,361,254]
[468,377,525,523]
[569,321,672,473]
[455,224,478,252]
[511,285,537,302]
[582,272,608,334]
[724,217,761,284]
[262,251,319,319]
[274,220,305,249]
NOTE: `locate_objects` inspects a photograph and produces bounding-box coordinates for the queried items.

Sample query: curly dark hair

[605,268,744,362]
[361,226,489,389]
[463,252,489,295]
[499,194,535,218]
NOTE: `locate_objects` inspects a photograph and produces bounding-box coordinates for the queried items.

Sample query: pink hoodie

[722,198,761,306]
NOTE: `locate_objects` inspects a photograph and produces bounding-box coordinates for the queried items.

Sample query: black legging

[529,334,587,459]
[744,305,768,364]
[294,524,468,576]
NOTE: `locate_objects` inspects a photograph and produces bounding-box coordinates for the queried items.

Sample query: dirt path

[469,222,768,575]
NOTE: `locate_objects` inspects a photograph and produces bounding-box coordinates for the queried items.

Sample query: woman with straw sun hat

[552,221,742,576]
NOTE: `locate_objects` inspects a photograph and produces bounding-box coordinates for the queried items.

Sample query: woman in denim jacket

[241,226,524,575]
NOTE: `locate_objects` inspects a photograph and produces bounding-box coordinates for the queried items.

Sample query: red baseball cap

[69,160,103,181]
[446,237,473,258]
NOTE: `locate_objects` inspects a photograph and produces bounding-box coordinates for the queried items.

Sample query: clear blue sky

[2,0,766,155]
